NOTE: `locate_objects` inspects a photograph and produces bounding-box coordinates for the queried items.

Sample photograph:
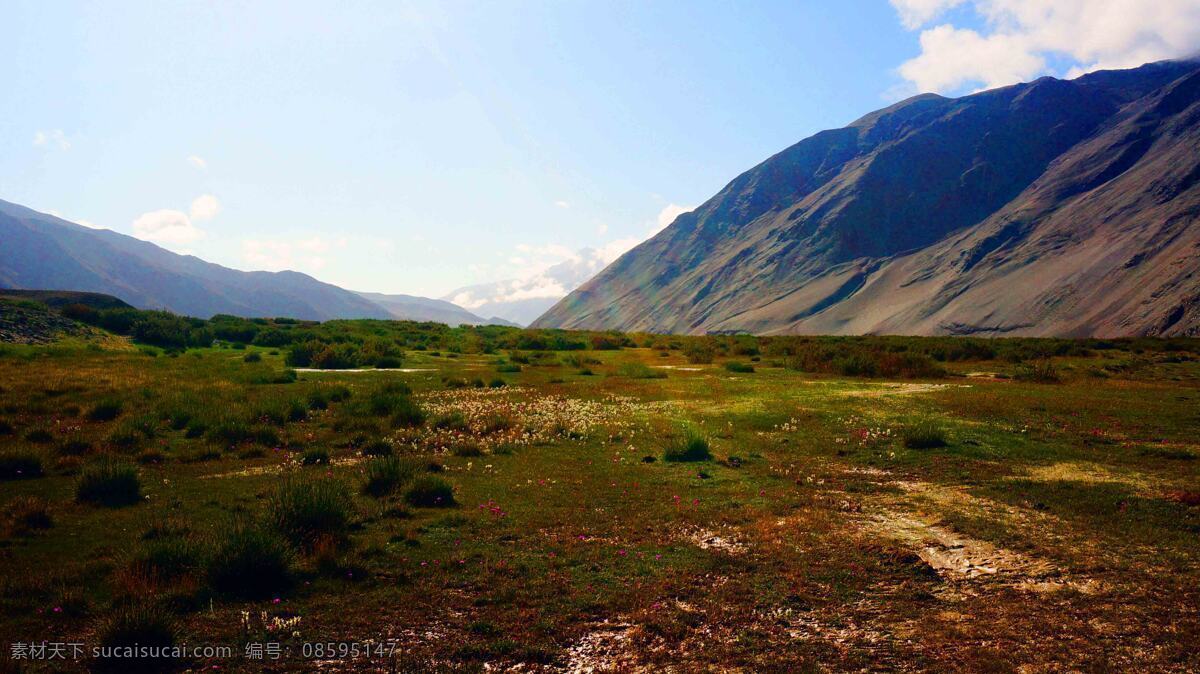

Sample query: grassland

[0,313,1198,672]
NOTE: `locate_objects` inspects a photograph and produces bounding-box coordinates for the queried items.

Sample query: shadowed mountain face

[534,60,1200,337]
[0,200,393,321]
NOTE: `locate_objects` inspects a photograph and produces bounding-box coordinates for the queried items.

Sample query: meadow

[1,303,1198,671]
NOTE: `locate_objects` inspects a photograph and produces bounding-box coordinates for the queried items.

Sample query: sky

[3,0,1199,299]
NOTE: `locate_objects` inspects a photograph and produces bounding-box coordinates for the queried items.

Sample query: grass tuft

[76,457,142,506]
[902,420,948,449]
[404,475,456,507]
[267,473,353,550]
[664,430,712,462]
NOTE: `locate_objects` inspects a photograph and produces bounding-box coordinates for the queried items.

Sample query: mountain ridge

[0,200,502,324]
[533,60,1200,337]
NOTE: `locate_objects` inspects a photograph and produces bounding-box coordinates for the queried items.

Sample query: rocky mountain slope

[534,60,1200,337]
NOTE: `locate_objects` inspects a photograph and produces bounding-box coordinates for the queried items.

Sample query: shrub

[300,448,330,466]
[432,412,469,432]
[25,428,53,444]
[488,378,507,388]
[93,604,177,673]
[481,414,513,435]
[0,419,12,435]
[243,352,262,363]
[0,450,44,480]
[3,495,52,535]
[207,522,295,599]
[76,458,142,506]
[390,397,427,429]
[616,362,666,379]
[89,399,124,422]
[683,343,715,364]
[361,439,393,457]
[724,362,755,373]
[404,476,456,507]
[834,354,879,377]
[57,437,91,456]
[362,456,419,498]
[134,536,205,580]
[1014,360,1061,383]
[366,382,414,416]
[451,442,483,457]
[902,421,948,449]
[496,363,522,373]
[267,474,353,550]
[664,430,712,462]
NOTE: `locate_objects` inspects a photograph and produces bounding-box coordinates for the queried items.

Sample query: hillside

[534,60,1200,337]
[0,200,393,321]
[356,291,517,327]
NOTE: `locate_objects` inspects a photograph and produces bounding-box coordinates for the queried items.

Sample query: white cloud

[554,200,570,209]
[189,194,221,221]
[47,210,103,229]
[892,0,966,29]
[33,129,70,150]
[241,236,346,272]
[132,209,204,246]
[187,155,207,170]
[654,203,692,233]
[891,0,1200,95]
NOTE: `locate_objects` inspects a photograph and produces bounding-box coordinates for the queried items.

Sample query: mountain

[444,248,617,326]
[0,200,445,322]
[534,60,1200,338]
[355,291,517,326]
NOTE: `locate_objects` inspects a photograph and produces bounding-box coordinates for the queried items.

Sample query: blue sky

[4,0,1197,298]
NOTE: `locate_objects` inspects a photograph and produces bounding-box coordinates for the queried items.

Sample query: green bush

[664,430,712,462]
[362,456,419,498]
[902,420,948,449]
[243,352,262,363]
[0,450,44,480]
[207,522,295,599]
[300,448,330,466]
[3,495,52,534]
[1014,360,1061,383]
[267,474,353,550]
[361,439,394,457]
[94,604,177,673]
[134,536,205,580]
[724,362,755,373]
[76,458,141,506]
[404,476,456,507]
[390,397,427,428]
[432,412,469,432]
[88,399,124,422]
[616,362,667,379]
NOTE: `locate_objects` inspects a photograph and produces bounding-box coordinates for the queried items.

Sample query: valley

[1,303,1197,671]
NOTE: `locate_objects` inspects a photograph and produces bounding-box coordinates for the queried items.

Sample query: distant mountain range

[535,60,1200,337]
[0,199,509,325]
[442,248,616,326]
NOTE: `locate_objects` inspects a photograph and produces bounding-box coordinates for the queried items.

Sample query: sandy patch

[682,526,747,555]
[840,383,966,398]
[564,621,646,674]
[866,509,1055,580]
[293,367,436,373]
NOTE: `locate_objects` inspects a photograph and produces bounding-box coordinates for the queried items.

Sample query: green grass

[0,322,1198,671]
